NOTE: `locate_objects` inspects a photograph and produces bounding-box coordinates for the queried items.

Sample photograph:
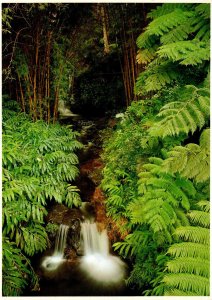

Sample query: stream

[26,116,139,296]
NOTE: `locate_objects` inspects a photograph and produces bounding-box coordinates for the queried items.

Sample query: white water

[80,221,126,284]
[42,224,69,271]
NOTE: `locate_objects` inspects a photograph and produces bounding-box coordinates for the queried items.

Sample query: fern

[168,242,209,260]
[163,273,209,296]
[157,40,210,65]
[136,46,157,64]
[174,226,209,245]
[149,86,210,137]
[2,238,37,296]
[166,257,209,277]
[2,109,82,295]
[135,60,181,94]
[163,129,210,182]
[156,200,210,296]
[128,157,195,243]
[136,4,210,95]
[147,4,191,20]
[146,9,194,37]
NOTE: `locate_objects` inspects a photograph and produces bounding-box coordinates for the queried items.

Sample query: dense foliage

[2,2,210,297]
[2,101,82,295]
[102,3,210,296]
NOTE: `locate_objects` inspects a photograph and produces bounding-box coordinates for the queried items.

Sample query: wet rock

[108,118,117,128]
[47,204,69,224]
[79,202,95,220]
[91,187,107,225]
[46,204,83,252]
[75,175,95,202]
[80,158,104,185]
[65,248,78,262]
[107,217,129,244]
[47,204,83,225]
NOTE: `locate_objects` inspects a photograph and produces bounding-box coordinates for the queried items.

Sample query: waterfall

[41,224,69,271]
[81,222,109,256]
[80,221,126,284]
[54,224,69,256]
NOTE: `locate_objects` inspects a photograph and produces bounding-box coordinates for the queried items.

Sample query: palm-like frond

[175,226,209,245]
[136,3,210,95]
[149,86,210,138]
[157,40,209,65]
[163,273,209,296]
[157,200,210,296]
[163,129,210,182]
[168,242,209,260]
[166,257,209,277]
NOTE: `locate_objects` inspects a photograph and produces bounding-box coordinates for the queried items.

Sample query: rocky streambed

[27,117,138,296]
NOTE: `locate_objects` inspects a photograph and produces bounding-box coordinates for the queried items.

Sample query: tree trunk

[17,74,25,112]
[100,5,110,54]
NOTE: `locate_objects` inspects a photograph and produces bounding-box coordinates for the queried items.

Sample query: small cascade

[54,224,69,256]
[41,224,69,271]
[80,221,126,284]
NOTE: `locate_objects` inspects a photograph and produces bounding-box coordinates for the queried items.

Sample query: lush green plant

[2,102,82,295]
[135,3,210,95]
[102,3,210,295]
[45,223,60,235]
[153,200,210,296]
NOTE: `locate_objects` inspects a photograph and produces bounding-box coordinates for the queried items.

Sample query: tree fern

[149,85,209,138]
[163,129,210,182]
[128,157,195,244]
[163,273,209,296]
[168,242,209,260]
[135,61,180,94]
[166,257,209,277]
[157,40,209,65]
[156,200,210,296]
[136,4,210,94]
[147,4,191,20]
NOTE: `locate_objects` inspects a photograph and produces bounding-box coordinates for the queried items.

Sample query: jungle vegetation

[2,3,210,297]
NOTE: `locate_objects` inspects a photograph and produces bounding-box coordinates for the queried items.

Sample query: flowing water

[41,224,69,271]
[80,221,126,285]
[28,118,139,296]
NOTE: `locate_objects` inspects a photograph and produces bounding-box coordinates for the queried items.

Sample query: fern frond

[147,4,190,20]
[192,19,210,42]
[136,46,157,64]
[164,288,198,296]
[175,226,209,245]
[157,40,210,65]
[187,210,209,228]
[16,224,48,256]
[136,30,158,50]
[195,4,210,19]
[160,24,191,44]
[163,129,209,182]
[166,257,209,277]
[197,200,210,212]
[136,61,179,94]
[146,9,194,37]
[168,242,209,260]
[149,86,209,138]
[162,273,209,295]
[2,238,33,296]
